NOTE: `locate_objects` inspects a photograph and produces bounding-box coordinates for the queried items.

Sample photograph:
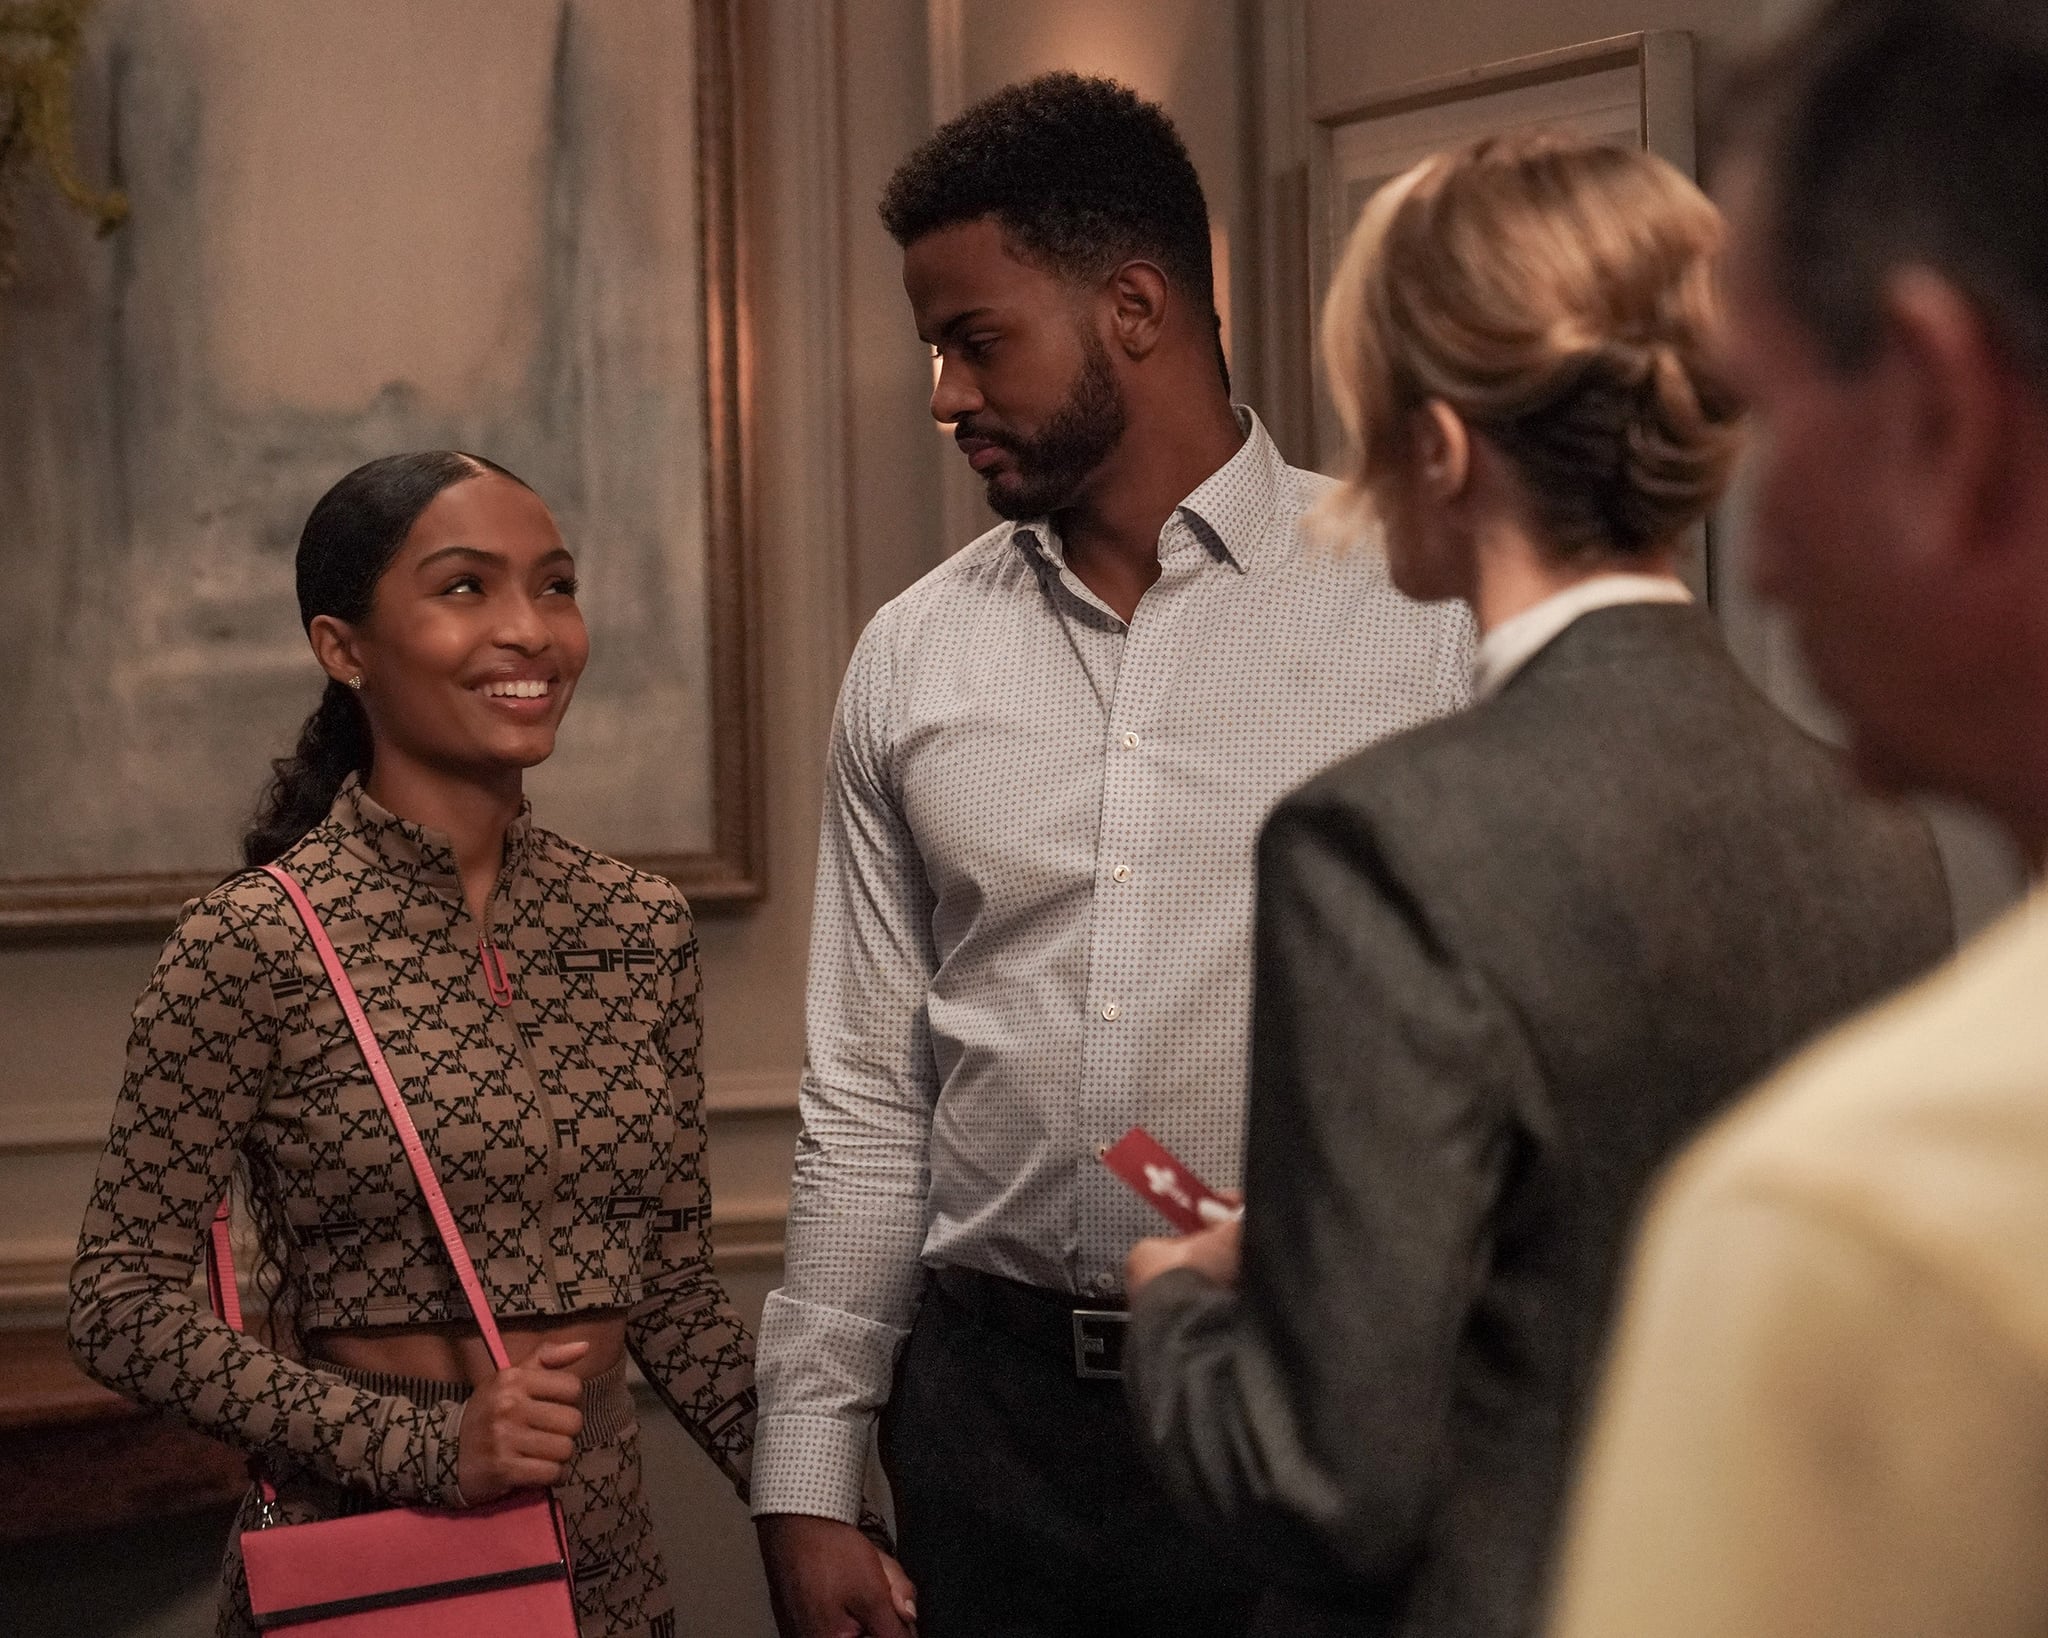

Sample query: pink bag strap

[206,864,512,1374]
[207,1200,245,1333]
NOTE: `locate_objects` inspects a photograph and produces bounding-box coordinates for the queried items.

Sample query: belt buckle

[1071,1308,1129,1380]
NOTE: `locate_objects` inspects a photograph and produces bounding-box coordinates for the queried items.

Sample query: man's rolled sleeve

[753,1293,914,1519]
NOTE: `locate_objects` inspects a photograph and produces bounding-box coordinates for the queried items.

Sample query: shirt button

[1112,863,1132,882]
[1090,1273,1116,1296]
[1101,1001,1122,1022]
[1121,730,1140,750]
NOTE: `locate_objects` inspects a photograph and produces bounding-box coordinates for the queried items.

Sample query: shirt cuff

[748,1411,871,1523]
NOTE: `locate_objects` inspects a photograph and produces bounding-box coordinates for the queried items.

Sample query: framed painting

[0,0,760,938]
[1306,32,1705,590]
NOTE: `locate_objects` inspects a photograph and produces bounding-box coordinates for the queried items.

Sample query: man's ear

[1417,400,1472,501]
[308,614,366,688]
[1103,259,1171,360]
[1877,267,2015,571]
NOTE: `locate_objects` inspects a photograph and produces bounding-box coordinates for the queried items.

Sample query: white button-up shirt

[752,412,1472,1519]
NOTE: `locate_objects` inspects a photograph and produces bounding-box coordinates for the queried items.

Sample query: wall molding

[920,0,996,554]
[704,1068,801,1115]
[0,1240,73,1326]
[924,0,965,124]
[710,1206,792,1272]
[1246,0,1314,465]
[0,1106,101,1155]
[0,1069,801,1324]
[0,1214,791,1328]
[0,1069,799,1159]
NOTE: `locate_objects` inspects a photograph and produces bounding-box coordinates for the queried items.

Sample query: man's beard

[966,330,1128,521]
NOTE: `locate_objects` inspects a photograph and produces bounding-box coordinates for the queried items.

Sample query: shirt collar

[1012,405,1283,576]
[327,774,533,892]
[1472,573,1695,702]
[1176,406,1283,572]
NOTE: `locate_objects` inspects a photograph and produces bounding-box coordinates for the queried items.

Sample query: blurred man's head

[881,73,1226,520]
[1715,0,2048,846]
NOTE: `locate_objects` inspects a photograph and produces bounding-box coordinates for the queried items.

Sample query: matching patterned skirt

[213,1360,674,1638]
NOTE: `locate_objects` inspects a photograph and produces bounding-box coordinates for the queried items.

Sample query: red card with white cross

[1100,1126,1236,1233]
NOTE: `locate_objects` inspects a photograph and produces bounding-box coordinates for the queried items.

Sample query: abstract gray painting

[0,0,748,931]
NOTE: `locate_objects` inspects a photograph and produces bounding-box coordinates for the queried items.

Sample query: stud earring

[347,674,364,691]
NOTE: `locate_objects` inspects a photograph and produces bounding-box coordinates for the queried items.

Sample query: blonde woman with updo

[1117,134,1953,1638]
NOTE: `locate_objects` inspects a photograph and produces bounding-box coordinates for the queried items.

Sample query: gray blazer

[1124,603,1954,1638]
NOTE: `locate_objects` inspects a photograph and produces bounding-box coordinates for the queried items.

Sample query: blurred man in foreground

[1549,4,2048,1634]
[751,72,1468,1638]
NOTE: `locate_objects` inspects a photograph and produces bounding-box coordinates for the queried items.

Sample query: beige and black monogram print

[71,779,757,1515]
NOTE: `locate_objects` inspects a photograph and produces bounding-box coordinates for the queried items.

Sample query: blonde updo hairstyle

[1320,132,1745,559]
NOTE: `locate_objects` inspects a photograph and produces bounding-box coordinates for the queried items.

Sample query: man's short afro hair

[880,72,1219,324]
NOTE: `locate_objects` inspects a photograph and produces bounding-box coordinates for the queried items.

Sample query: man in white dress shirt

[749,73,1469,1638]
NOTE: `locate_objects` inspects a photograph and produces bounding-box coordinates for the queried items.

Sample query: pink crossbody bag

[203,863,580,1637]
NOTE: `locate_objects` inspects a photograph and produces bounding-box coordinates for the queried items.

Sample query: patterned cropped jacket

[69,779,755,1509]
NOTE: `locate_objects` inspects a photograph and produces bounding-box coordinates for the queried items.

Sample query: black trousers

[880,1268,1262,1638]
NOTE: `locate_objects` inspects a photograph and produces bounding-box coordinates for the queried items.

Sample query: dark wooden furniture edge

[0,1328,247,1540]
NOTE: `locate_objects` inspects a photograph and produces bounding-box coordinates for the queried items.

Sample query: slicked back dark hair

[241,450,534,867]
[1715,0,2048,383]
[881,72,1228,391]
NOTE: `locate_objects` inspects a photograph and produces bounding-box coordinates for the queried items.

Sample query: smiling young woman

[66,452,906,1638]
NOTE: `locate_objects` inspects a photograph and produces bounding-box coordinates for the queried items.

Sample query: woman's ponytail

[241,679,375,867]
